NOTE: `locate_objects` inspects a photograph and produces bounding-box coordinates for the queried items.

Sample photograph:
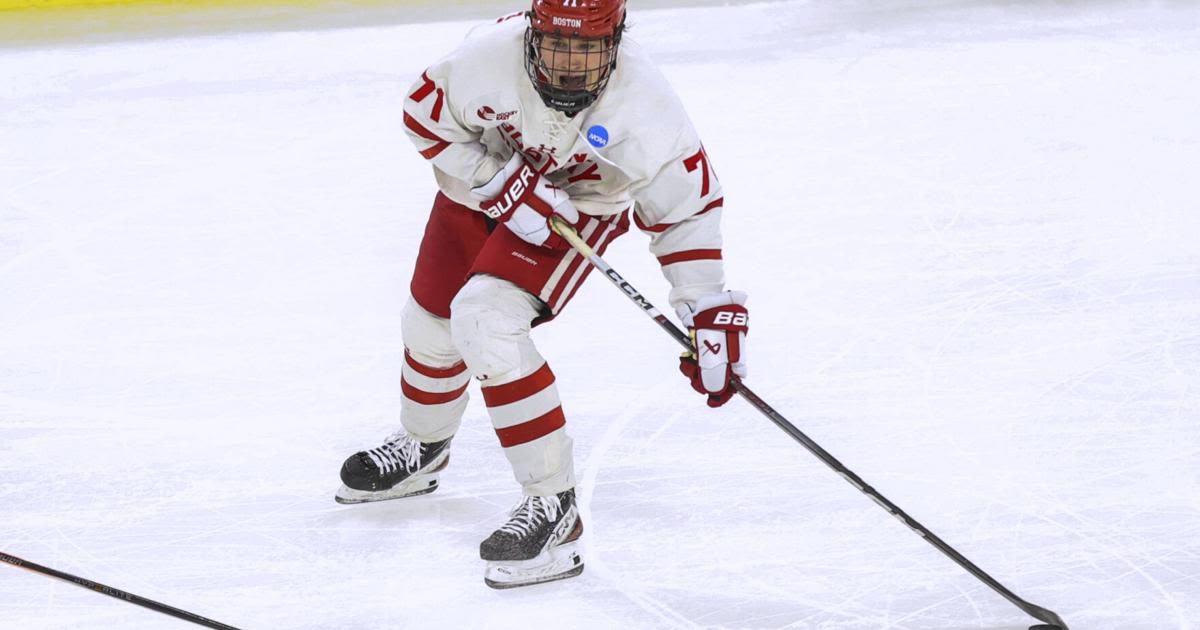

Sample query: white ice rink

[2,1,1198,628]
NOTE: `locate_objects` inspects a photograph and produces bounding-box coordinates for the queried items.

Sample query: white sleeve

[630,124,726,312]
[637,203,725,312]
[402,61,503,190]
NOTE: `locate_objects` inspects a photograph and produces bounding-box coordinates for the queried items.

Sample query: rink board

[0,0,508,46]
[0,0,379,10]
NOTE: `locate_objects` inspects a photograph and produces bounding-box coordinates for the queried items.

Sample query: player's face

[536,34,613,92]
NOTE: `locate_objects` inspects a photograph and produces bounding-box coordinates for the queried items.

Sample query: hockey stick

[548,215,1069,630]
[0,551,241,629]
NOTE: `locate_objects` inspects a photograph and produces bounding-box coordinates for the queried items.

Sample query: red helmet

[524,0,627,114]
[529,0,626,39]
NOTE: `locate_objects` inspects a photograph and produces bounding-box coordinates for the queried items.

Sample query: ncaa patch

[586,125,609,148]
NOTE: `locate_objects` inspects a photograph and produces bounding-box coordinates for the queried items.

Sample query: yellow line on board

[0,0,327,11]
[0,0,467,45]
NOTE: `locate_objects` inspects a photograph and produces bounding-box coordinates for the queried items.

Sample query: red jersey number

[409,71,445,123]
[684,146,717,197]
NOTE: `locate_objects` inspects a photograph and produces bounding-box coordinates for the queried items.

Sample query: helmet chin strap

[531,62,604,115]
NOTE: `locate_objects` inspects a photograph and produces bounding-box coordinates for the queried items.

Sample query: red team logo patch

[477,106,518,122]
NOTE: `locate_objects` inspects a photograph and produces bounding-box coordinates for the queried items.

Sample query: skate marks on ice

[570,371,911,628]
[576,374,703,630]
[3,0,1200,628]
[572,374,1030,630]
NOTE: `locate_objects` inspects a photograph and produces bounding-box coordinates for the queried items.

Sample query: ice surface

[1,1,1198,628]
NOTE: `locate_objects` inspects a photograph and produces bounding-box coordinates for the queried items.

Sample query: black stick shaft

[550,216,1069,630]
[1,552,241,630]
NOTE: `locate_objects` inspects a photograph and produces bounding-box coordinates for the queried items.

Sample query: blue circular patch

[586,125,609,148]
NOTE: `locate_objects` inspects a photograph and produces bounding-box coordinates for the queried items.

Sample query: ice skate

[480,489,584,588]
[334,433,451,504]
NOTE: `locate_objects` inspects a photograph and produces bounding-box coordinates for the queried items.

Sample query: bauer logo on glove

[677,290,749,407]
[471,152,581,249]
[480,164,538,219]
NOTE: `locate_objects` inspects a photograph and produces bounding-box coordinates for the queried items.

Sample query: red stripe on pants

[553,213,629,311]
[546,221,611,309]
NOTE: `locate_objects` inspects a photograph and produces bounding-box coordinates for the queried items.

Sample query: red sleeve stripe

[495,406,566,447]
[420,142,450,159]
[634,211,668,233]
[404,113,451,159]
[635,197,724,234]
[481,363,556,407]
[404,350,467,379]
[701,197,724,214]
[402,378,469,405]
[404,112,448,143]
[657,249,722,266]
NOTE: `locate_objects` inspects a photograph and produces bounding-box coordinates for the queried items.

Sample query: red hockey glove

[471,152,580,249]
[677,291,749,408]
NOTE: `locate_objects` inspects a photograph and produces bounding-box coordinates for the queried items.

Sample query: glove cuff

[676,290,749,327]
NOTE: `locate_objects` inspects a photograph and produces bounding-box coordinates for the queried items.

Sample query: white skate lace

[498,495,561,538]
[366,432,421,475]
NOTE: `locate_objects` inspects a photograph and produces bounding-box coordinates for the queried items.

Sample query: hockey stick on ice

[0,552,241,629]
[549,215,1069,630]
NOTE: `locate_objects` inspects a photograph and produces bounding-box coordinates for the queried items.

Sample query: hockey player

[335,0,749,588]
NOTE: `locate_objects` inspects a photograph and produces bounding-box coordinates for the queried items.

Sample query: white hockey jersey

[402,13,726,310]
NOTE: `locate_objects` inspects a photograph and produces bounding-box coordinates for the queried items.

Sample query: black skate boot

[334,433,451,504]
[480,489,584,588]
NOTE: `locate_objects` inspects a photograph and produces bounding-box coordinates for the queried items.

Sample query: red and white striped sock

[481,361,575,495]
[400,348,471,442]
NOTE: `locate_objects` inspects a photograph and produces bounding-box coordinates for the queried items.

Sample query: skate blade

[483,542,584,589]
[334,475,439,504]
